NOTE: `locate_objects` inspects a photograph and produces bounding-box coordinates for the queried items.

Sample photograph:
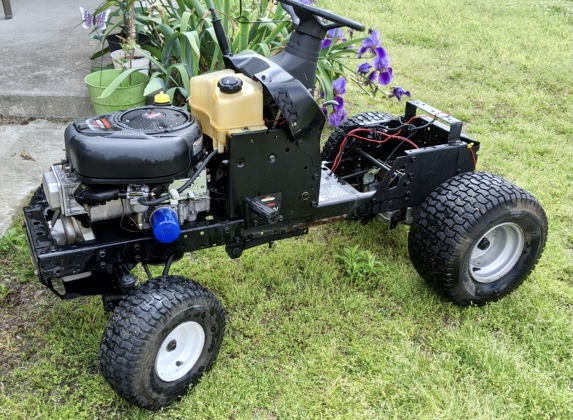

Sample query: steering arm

[280,0,366,32]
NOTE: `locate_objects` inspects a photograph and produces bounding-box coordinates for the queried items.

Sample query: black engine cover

[65,106,203,184]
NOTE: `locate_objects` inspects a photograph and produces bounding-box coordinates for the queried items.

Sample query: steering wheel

[280,0,366,32]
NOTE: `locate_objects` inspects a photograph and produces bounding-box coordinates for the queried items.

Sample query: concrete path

[0,0,106,120]
[0,0,107,236]
[0,119,66,236]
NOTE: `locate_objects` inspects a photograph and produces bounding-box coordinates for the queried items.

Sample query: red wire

[331,128,420,172]
[330,112,455,172]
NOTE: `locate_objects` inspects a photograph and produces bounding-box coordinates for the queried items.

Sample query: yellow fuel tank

[189,70,266,153]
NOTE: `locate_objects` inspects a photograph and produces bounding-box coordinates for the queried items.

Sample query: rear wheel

[408,172,547,306]
[321,111,393,162]
[100,276,226,409]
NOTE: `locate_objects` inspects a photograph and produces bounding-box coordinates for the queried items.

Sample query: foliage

[133,0,293,104]
[336,244,385,284]
[0,227,26,254]
[131,0,402,110]
[85,0,404,113]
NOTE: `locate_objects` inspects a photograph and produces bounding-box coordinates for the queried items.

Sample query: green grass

[1,0,571,418]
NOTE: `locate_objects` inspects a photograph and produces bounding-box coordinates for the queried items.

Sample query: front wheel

[408,172,548,306]
[99,276,226,409]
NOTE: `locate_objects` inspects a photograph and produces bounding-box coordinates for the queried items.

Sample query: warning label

[319,184,350,203]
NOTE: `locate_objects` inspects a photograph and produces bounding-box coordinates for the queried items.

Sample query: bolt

[477,237,491,250]
[311,201,318,208]
[98,250,106,258]
[224,227,230,234]
[313,173,319,180]
[167,340,177,352]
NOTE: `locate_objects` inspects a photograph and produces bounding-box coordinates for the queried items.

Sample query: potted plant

[110,39,151,75]
[81,2,150,114]
[98,1,151,73]
[97,1,152,49]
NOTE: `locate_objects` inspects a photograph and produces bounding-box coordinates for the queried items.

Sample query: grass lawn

[0,0,571,418]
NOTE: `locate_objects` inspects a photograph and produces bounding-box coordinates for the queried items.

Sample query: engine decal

[86,117,112,130]
[142,111,166,119]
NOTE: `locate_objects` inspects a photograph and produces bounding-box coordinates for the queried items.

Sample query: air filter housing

[114,107,190,133]
[64,106,203,184]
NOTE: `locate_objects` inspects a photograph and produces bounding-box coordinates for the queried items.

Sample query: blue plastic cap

[150,207,180,244]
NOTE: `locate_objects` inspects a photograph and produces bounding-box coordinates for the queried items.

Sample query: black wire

[138,150,218,206]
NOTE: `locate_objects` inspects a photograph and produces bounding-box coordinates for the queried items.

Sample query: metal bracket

[405,100,463,143]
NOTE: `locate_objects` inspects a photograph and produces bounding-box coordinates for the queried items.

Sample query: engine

[41,106,209,245]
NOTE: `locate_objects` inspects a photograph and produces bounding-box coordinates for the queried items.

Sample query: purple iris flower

[358,62,372,74]
[322,28,346,49]
[325,77,348,127]
[332,95,345,111]
[332,77,347,95]
[366,47,393,85]
[373,47,389,69]
[358,29,380,58]
[391,86,411,100]
[328,108,347,127]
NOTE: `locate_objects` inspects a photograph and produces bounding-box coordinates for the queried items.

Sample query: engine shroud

[64,106,203,184]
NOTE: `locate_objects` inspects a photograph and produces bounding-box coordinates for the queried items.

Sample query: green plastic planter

[85,69,148,114]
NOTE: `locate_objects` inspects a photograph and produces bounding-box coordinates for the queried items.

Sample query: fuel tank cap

[218,76,243,94]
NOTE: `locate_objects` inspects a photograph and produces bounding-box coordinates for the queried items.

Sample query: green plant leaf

[168,63,191,98]
[186,0,207,17]
[144,76,165,96]
[98,68,146,99]
[134,45,169,74]
[180,30,201,77]
[180,10,192,32]
[90,46,110,60]
[252,42,271,57]
[317,61,334,100]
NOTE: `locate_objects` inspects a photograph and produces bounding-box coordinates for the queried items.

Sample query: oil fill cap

[218,76,243,94]
[153,90,171,105]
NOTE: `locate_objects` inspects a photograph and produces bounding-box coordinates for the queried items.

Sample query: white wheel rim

[469,222,525,283]
[155,321,205,382]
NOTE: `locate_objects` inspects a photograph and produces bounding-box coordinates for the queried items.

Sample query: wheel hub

[155,321,205,382]
[469,222,525,283]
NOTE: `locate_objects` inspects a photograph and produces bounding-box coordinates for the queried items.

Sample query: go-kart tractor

[22,0,547,410]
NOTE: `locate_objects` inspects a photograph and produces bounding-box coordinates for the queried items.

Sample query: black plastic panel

[227,128,321,222]
[64,106,203,184]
